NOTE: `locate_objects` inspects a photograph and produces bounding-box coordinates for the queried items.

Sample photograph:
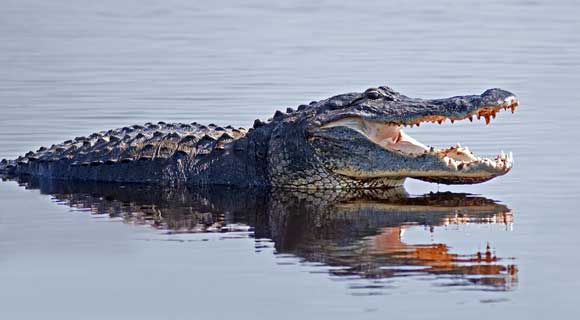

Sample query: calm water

[1,0,579,318]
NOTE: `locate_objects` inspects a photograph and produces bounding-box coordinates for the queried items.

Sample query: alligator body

[0,86,519,189]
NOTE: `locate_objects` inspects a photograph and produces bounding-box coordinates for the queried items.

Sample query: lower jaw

[334,169,504,186]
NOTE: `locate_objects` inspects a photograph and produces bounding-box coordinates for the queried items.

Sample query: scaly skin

[0,85,519,189]
[4,176,517,291]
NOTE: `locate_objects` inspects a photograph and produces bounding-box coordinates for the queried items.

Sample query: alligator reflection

[8,176,517,292]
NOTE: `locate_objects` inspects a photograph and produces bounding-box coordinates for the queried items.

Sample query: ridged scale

[17,122,247,167]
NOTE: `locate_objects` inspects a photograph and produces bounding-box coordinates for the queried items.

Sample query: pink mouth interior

[364,121,429,155]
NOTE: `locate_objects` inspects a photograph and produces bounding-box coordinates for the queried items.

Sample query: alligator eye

[364,88,383,100]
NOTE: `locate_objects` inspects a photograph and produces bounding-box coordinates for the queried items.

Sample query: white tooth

[509,152,514,164]
[500,150,506,159]
[456,143,461,148]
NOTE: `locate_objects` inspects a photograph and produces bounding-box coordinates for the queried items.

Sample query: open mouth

[322,96,519,176]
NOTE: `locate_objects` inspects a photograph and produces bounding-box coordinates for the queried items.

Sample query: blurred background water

[0,0,579,319]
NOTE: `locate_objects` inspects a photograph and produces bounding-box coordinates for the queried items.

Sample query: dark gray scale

[229,128,247,140]
[44,141,74,161]
[175,135,200,157]
[205,129,227,140]
[176,123,195,137]
[89,151,111,166]
[179,123,192,131]
[138,143,158,161]
[49,146,68,162]
[196,125,209,135]
[71,136,100,163]
[85,137,119,165]
[16,155,28,165]
[104,141,129,164]
[37,147,56,163]
[233,137,248,152]
[156,132,182,159]
[81,148,106,167]
[101,135,124,162]
[215,133,234,151]
[118,132,152,163]
[195,135,217,156]
[136,131,166,160]
[32,145,51,163]
[121,127,134,134]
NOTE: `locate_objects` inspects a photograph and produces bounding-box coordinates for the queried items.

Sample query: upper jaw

[317,88,519,127]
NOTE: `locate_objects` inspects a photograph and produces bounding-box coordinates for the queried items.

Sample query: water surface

[1,0,579,318]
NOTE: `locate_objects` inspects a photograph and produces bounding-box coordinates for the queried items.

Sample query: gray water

[1,0,579,318]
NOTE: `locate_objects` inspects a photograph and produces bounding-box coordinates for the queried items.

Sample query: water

[0,0,579,318]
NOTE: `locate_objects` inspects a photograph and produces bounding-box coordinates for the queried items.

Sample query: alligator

[4,176,517,291]
[0,86,519,189]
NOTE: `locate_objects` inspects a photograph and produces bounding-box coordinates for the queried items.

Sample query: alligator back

[3,122,258,185]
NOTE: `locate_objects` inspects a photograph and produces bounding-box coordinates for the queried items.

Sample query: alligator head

[267,86,519,188]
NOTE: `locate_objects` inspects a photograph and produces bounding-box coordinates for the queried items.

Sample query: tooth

[500,150,506,159]
[456,143,461,148]
[484,115,491,125]
[509,152,514,163]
